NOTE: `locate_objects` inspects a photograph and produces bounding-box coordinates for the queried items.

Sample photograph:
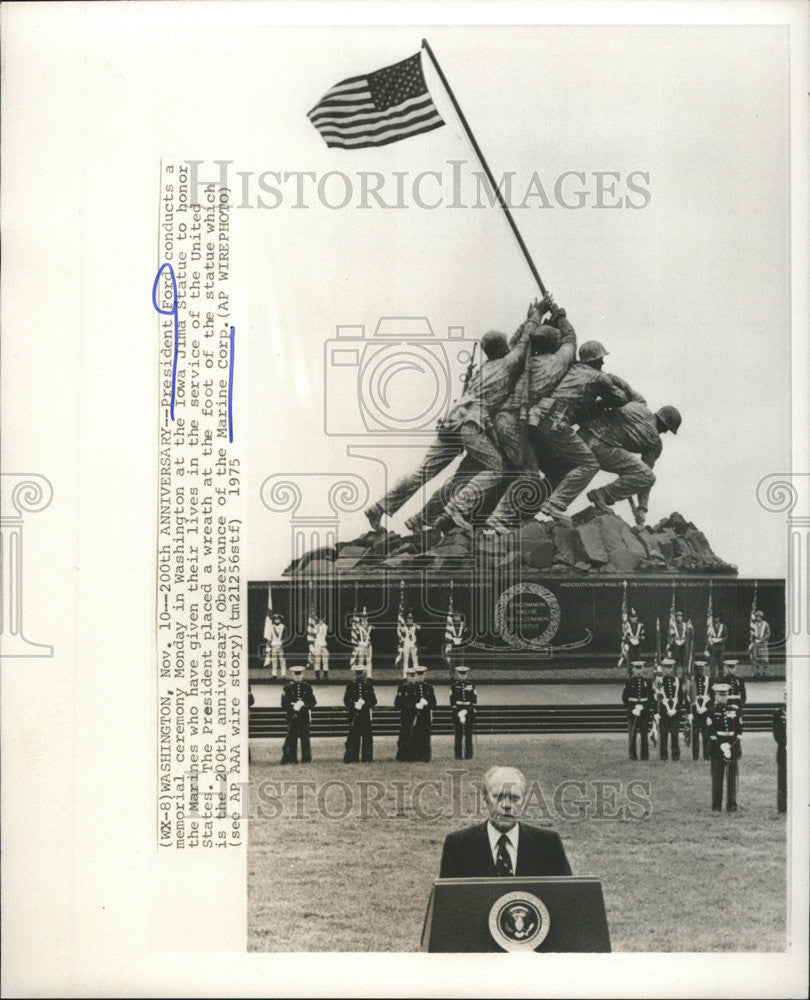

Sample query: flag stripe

[310,92,432,126]
[314,98,439,135]
[322,117,444,149]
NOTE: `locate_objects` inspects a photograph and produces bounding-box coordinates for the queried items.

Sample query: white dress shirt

[487,820,519,871]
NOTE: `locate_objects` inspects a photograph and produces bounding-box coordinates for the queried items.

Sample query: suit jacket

[439,822,572,879]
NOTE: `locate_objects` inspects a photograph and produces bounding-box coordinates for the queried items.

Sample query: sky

[229,24,791,579]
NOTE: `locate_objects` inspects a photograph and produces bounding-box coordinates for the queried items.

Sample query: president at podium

[440,766,572,878]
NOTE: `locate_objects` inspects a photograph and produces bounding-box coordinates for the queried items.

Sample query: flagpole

[421,38,547,297]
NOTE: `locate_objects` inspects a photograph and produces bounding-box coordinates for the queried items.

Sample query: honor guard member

[409,664,437,763]
[716,659,747,716]
[688,660,712,761]
[395,665,417,762]
[355,610,373,676]
[443,612,466,682]
[706,613,726,674]
[343,664,377,764]
[312,615,330,679]
[749,609,771,676]
[667,611,692,679]
[450,664,477,759]
[398,613,420,678]
[772,688,787,813]
[707,683,742,812]
[268,613,287,679]
[622,661,652,761]
[655,658,683,761]
[619,609,646,675]
[280,664,317,764]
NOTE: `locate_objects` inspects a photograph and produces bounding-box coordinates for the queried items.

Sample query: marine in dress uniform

[354,613,373,676]
[312,616,330,679]
[280,664,317,764]
[772,689,787,813]
[688,660,712,761]
[395,665,417,762]
[443,612,466,682]
[408,664,437,763]
[268,613,287,679]
[450,664,477,760]
[398,614,420,677]
[667,611,692,679]
[622,661,652,760]
[749,610,771,676]
[343,665,377,763]
[715,660,747,716]
[655,659,683,761]
[707,683,742,812]
[706,614,726,675]
[619,610,646,675]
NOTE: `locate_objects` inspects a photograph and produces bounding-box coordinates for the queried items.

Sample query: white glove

[354,699,364,711]
[668,709,675,717]
[294,699,304,712]
[458,710,467,724]
[721,744,732,759]
[416,698,427,710]
[632,704,643,716]
[687,713,693,723]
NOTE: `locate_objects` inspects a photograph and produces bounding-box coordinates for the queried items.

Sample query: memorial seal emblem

[493,582,561,650]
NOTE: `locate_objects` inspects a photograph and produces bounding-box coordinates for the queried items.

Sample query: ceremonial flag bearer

[655,659,683,761]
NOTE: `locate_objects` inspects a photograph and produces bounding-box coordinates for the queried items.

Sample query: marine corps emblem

[488,891,550,952]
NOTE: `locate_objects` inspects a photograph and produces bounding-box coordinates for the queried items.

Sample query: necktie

[495,833,513,876]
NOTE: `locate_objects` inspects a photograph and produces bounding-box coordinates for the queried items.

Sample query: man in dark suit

[439,766,572,878]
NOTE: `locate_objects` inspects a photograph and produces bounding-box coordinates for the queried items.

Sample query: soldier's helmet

[579,340,609,363]
[529,324,562,355]
[455,664,470,674]
[480,329,509,360]
[631,660,644,671]
[694,659,707,670]
[725,659,739,670]
[755,610,764,619]
[662,658,676,670]
[713,682,730,696]
[353,662,367,672]
[289,664,306,675]
[656,405,682,435]
[415,664,427,673]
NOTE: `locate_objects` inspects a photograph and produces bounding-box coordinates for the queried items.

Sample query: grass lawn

[247,732,786,952]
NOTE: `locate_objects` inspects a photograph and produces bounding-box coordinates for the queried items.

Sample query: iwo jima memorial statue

[249,42,785,685]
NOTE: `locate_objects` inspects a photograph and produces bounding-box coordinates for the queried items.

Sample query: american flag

[394,581,406,669]
[349,590,362,667]
[262,584,274,667]
[308,52,444,149]
[444,583,455,645]
[618,580,628,667]
[306,584,316,668]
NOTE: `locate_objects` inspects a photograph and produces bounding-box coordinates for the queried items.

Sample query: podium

[421,877,610,952]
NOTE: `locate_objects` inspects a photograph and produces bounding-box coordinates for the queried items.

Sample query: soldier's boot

[586,487,612,514]
[404,513,426,534]
[364,502,385,532]
[536,500,574,528]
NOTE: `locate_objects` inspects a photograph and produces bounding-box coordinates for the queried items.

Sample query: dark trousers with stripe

[711,756,738,810]
[659,712,681,760]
